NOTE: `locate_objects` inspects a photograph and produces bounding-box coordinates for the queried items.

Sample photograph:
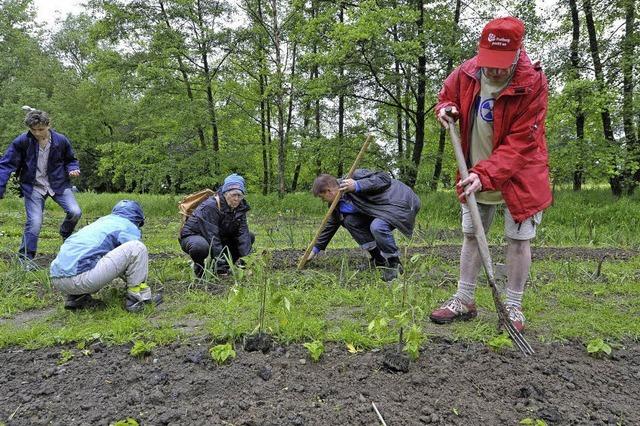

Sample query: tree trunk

[621,0,638,189]
[260,72,270,195]
[583,0,620,195]
[569,0,585,191]
[158,0,206,149]
[392,24,403,176]
[337,3,345,177]
[407,0,426,188]
[430,0,461,191]
[196,0,220,174]
[270,0,287,197]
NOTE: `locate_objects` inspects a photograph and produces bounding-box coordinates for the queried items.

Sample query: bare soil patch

[0,340,637,425]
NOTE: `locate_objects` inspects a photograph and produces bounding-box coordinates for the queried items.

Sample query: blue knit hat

[221,173,246,194]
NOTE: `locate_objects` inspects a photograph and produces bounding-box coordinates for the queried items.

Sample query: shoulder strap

[214,194,221,210]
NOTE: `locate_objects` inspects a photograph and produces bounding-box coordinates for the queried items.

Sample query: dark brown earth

[1,339,638,425]
[4,244,635,271]
[1,246,638,425]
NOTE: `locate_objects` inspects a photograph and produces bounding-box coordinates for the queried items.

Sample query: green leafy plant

[519,418,547,426]
[111,418,139,426]
[209,343,236,365]
[130,341,156,358]
[57,349,74,365]
[403,324,423,360]
[303,340,325,362]
[586,338,612,357]
[487,333,514,353]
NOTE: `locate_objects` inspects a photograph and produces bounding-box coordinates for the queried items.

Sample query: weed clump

[210,343,236,364]
[130,341,156,358]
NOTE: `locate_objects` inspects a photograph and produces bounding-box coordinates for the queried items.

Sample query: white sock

[505,288,524,308]
[454,281,476,305]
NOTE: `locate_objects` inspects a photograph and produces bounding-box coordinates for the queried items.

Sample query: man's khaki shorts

[461,203,543,241]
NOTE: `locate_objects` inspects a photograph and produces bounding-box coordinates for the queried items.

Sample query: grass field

[0,188,638,356]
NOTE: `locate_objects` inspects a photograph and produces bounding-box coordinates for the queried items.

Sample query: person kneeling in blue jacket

[50,200,162,312]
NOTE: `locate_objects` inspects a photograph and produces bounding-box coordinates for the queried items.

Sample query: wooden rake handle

[448,120,534,356]
[297,134,373,270]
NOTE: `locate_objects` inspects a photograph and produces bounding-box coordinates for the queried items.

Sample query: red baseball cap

[477,17,525,68]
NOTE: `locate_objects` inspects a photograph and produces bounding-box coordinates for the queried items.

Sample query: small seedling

[346,343,363,354]
[487,333,514,353]
[210,343,236,365]
[57,349,74,365]
[111,418,140,426]
[130,341,156,358]
[586,338,612,358]
[383,274,414,372]
[519,418,547,426]
[403,324,423,360]
[244,252,274,353]
[303,340,324,362]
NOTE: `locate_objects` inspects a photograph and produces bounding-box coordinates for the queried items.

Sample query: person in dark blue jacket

[50,200,162,312]
[308,169,421,281]
[179,174,254,278]
[0,109,82,265]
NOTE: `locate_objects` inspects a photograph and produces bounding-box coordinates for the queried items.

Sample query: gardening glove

[438,105,459,128]
[307,247,323,262]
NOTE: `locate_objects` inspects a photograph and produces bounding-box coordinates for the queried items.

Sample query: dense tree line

[0,0,637,196]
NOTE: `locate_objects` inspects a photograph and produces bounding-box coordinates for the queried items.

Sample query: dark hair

[24,110,50,128]
[312,174,338,196]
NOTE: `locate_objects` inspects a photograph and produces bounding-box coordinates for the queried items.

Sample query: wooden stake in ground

[447,119,534,356]
[297,134,373,270]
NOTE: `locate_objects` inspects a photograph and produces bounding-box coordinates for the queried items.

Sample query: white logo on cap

[488,33,496,42]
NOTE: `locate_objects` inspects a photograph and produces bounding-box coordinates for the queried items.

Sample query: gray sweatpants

[51,240,149,299]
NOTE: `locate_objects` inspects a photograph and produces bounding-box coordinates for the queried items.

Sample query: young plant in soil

[130,341,156,358]
[586,338,612,358]
[243,252,274,353]
[383,254,424,373]
[487,333,514,353]
[210,343,236,365]
[303,340,325,362]
[57,349,74,365]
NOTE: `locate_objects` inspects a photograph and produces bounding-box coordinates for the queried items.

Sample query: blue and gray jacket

[50,201,145,278]
[0,129,80,198]
[314,169,421,251]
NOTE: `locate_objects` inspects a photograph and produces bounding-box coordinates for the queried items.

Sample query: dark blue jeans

[19,188,81,259]
[342,213,399,258]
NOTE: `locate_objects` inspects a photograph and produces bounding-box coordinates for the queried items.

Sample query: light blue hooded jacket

[50,201,145,278]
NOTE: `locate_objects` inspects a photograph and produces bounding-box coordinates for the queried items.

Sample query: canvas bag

[178,189,220,232]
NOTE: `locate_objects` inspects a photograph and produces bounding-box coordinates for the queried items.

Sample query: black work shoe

[380,257,403,282]
[368,248,387,268]
[124,293,163,313]
[64,294,104,310]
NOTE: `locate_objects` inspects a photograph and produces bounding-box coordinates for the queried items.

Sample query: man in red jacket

[429,16,552,332]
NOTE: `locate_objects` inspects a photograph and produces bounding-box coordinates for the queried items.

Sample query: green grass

[0,188,638,351]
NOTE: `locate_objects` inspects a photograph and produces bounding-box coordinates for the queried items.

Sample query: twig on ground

[372,402,387,426]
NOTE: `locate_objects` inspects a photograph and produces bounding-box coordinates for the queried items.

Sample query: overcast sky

[33,0,85,26]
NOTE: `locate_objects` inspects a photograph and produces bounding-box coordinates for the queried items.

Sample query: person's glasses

[228,192,245,200]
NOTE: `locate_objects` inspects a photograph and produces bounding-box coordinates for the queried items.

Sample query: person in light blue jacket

[50,200,162,312]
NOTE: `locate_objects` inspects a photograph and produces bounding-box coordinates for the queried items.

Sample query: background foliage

[0,0,638,196]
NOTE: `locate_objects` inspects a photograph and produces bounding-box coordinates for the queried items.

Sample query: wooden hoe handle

[297,134,373,270]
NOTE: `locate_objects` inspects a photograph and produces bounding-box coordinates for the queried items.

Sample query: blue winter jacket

[0,129,80,198]
[50,205,143,278]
